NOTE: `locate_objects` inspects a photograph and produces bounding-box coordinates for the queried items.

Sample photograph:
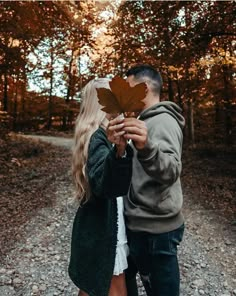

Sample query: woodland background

[0,2,235,295]
[0,0,235,147]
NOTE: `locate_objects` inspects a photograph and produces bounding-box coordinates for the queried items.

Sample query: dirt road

[0,135,235,296]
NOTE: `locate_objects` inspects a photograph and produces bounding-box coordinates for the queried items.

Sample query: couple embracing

[68,64,185,296]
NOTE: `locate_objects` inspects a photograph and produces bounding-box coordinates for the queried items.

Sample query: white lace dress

[113,196,129,275]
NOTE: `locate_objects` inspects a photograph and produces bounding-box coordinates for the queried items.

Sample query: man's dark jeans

[125,224,185,296]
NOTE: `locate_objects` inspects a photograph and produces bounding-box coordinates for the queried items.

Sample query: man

[109,64,185,296]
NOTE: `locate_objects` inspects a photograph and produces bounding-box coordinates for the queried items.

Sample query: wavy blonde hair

[72,78,110,205]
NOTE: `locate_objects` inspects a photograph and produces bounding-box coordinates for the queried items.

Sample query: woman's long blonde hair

[72,78,110,205]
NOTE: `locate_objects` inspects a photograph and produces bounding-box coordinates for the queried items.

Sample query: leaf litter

[0,135,235,295]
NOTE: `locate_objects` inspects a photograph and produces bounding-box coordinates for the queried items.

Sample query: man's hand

[123,117,147,150]
[107,115,127,157]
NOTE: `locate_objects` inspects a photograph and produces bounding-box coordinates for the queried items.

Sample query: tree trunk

[13,75,19,130]
[187,98,195,144]
[223,65,232,145]
[167,76,174,102]
[47,49,54,130]
[21,65,27,125]
[20,79,26,128]
[3,72,8,112]
[118,10,124,76]
[176,79,183,111]
[63,49,75,130]
[184,5,195,146]
[214,99,220,142]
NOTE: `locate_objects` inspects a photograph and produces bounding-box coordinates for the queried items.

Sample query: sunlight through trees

[0,0,235,144]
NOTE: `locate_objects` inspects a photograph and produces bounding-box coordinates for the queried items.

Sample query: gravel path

[0,136,235,296]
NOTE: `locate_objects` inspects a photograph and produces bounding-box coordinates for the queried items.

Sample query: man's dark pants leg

[126,224,184,296]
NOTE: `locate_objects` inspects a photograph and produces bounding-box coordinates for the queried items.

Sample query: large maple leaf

[96,76,147,114]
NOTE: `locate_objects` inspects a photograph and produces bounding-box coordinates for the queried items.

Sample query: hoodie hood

[139,101,185,130]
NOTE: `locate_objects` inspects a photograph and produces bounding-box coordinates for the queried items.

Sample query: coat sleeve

[137,114,183,185]
[86,130,133,199]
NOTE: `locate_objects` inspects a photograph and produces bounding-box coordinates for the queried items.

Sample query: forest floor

[0,133,235,296]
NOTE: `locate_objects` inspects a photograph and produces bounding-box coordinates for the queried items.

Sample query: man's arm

[123,115,183,185]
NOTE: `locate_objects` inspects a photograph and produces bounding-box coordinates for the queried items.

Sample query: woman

[68,78,133,296]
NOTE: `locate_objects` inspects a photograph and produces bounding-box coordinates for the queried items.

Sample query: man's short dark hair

[126,64,163,96]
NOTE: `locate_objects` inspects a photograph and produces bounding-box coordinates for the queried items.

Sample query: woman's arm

[86,129,133,199]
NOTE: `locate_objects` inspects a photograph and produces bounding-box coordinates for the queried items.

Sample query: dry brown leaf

[96,76,146,115]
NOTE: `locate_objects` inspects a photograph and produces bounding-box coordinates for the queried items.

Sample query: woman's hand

[107,115,127,158]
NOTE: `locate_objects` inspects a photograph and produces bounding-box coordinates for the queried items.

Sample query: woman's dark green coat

[68,127,133,296]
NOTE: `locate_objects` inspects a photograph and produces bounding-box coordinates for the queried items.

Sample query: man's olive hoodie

[124,101,185,234]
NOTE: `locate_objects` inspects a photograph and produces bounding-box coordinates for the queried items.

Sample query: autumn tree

[0,1,74,125]
[0,1,94,130]
[191,1,236,144]
[104,0,235,145]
